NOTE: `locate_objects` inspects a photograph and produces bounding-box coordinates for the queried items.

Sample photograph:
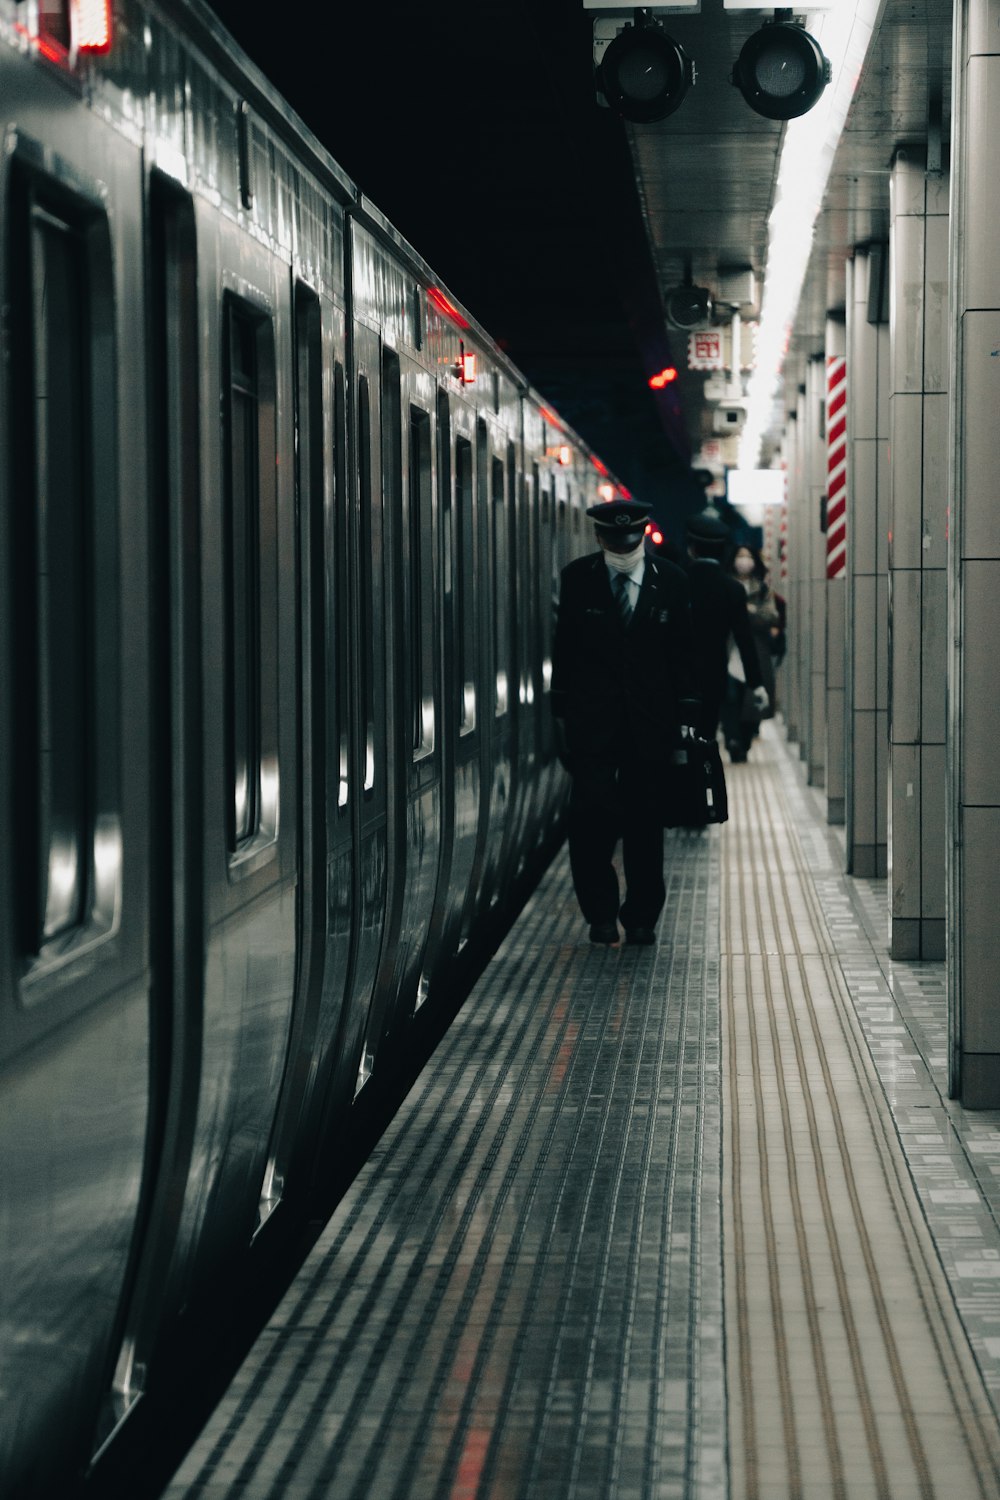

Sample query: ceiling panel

[625,0,954,460]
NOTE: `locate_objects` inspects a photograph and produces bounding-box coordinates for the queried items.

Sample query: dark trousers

[568,756,665,929]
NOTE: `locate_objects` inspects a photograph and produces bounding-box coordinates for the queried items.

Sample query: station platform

[164,723,1000,1500]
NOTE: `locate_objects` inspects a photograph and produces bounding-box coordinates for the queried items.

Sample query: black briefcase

[662,732,729,828]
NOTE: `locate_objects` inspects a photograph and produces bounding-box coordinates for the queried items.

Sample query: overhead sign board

[688,330,724,371]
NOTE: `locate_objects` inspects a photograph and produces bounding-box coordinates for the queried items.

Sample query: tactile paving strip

[721,731,1000,1500]
[166,827,726,1500]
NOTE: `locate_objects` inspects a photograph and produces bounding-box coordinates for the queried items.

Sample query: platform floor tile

[166,828,727,1499]
[721,727,1000,1500]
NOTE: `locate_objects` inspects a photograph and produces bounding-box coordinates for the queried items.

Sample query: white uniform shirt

[604,554,645,615]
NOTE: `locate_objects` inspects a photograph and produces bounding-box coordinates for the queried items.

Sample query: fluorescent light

[737,0,884,469]
[728,468,786,507]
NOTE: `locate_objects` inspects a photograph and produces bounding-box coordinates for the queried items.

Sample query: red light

[652,529,663,545]
[427,285,470,330]
[598,483,615,502]
[78,0,112,51]
[539,405,563,430]
[459,350,477,384]
[558,445,571,466]
[591,456,610,477]
[648,367,678,389]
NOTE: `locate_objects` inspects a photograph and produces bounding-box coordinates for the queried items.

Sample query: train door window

[491,454,508,716]
[294,285,326,810]
[381,349,404,753]
[223,296,278,859]
[357,376,382,796]
[455,436,475,734]
[541,485,554,693]
[332,363,349,815]
[8,169,120,966]
[409,405,435,756]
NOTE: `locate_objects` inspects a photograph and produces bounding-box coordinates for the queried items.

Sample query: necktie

[613,572,633,625]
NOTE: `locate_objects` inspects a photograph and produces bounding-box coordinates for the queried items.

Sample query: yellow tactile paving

[721,742,1000,1500]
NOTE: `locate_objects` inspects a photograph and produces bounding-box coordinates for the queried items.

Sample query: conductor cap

[684,510,728,544]
[586,499,651,532]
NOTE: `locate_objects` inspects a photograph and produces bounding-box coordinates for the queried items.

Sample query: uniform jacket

[686,559,763,698]
[551,551,698,759]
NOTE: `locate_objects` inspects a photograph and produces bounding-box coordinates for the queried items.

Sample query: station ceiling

[204,0,953,531]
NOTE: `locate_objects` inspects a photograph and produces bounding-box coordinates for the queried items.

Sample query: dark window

[409,407,435,754]
[9,174,118,960]
[455,436,475,733]
[295,285,326,819]
[223,298,277,856]
[491,455,508,715]
[332,364,349,814]
[357,376,376,791]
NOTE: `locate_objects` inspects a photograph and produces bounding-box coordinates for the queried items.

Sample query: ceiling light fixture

[738,0,884,470]
[598,13,695,124]
[732,15,831,121]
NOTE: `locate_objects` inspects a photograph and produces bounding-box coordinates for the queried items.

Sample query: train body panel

[0,1,623,1491]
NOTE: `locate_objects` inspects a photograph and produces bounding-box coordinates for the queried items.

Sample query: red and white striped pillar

[826,355,847,578]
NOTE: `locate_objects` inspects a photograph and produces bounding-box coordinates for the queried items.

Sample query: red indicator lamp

[25,0,112,62]
[428,285,471,331]
[645,523,664,546]
[78,0,112,51]
[455,343,476,384]
[648,367,678,389]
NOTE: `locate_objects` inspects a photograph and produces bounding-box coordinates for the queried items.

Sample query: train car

[0,0,628,1493]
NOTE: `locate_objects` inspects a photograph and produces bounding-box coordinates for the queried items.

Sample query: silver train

[0,1,623,1493]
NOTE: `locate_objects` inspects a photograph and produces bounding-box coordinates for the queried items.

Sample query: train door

[355,347,443,1067]
[422,387,482,986]
[473,423,512,924]
[103,189,300,1429]
[0,117,151,1486]
[343,320,389,1094]
[479,437,518,908]
[254,281,353,1210]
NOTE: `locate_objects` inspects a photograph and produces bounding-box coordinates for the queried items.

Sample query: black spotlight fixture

[732,16,831,122]
[598,12,695,125]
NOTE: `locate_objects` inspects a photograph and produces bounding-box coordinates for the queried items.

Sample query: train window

[332,363,349,813]
[295,284,327,819]
[223,296,278,856]
[409,406,435,756]
[540,486,554,693]
[455,437,476,734]
[357,375,378,794]
[491,455,508,716]
[8,171,120,964]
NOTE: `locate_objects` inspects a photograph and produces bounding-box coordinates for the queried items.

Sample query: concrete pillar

[807,356,828,787]
[825,319,847,825]
[845,249,890,878]
[888,151,949,961]
[948,0,1000,1105]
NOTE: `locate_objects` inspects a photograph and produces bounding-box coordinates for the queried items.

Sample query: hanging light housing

[598,17,695,124]
[732,19,830,122]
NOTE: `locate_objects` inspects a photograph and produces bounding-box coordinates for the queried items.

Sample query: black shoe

[589,921,620,945]
[625,927,656,945]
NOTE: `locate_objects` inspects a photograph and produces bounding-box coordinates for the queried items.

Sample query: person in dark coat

[721,544,783,761]
[683,511,768,749]
[551,498,699,947]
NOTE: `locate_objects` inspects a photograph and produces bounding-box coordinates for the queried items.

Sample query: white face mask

[734,555,755,577]
[602,539,645,572]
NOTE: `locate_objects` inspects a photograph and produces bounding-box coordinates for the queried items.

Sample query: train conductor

[551,499,698,946]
